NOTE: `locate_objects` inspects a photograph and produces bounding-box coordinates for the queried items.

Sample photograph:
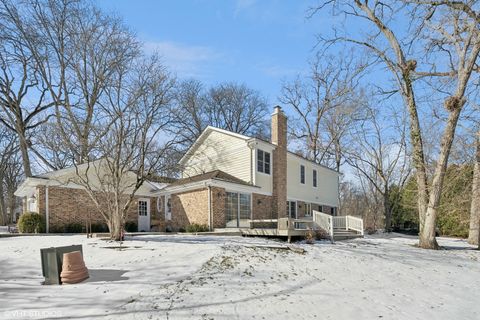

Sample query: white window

[313,169,317,187]
[257,149,271,174]
[304,203,312,217]
[226,192,251,227]
[138,200,148,216]
[300,165,305,184]
[287,201,297,219]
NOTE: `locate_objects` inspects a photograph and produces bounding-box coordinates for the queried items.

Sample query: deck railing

[313,211,364,240]
[313,211,334,242]
[346,216,364,235]
[332,216,346,229]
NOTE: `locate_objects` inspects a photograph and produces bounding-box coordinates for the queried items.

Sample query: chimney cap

[272,105,284,115]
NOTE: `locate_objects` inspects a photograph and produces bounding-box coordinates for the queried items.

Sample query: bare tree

[1,0,141,168]
[68,55,176,240]
[312,0,480,249]
[170,80,269,149]
[0,125,22,224]
[280,51,365,171]
[0,0,55,176]
[345,102,410,231]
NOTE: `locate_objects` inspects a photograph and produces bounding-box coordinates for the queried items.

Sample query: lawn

[0,233,479,319]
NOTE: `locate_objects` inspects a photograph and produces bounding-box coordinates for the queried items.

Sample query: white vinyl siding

[286,153,339,208]
[182,130,252,182]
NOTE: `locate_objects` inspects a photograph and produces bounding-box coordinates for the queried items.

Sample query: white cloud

[259,65,300,78]
[235,0,257,15]
[144,41,222,78]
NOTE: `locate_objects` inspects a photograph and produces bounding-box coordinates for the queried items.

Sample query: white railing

[333,216,346,229]
[313,210,334,242]
[346,215,364,235]
[313,211,364,239]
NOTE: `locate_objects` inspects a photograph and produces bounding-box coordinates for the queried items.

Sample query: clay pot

[60,251,89,284]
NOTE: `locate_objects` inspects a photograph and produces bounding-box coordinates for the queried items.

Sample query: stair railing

[312,210,334,243]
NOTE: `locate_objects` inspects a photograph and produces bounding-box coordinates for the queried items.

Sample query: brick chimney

[271,106,287,218]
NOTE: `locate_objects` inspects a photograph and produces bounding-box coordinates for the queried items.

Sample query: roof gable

[178,126,251,165]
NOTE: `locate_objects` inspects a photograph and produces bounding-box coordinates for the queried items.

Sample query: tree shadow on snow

[85,269,129,282]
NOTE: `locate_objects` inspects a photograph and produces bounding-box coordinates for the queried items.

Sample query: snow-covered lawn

[1,234,479,320]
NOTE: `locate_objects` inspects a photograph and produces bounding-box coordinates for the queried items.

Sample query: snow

[0,233,479,320]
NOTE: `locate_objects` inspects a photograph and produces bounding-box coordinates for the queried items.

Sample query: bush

[125,221,138,232]
[90,222,109,233]
[64,222,84,233]
[305,228,316,244]
[184,223,209,233]
[17,212,45,233]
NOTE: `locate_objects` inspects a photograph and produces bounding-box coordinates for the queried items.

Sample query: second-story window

[257,149,270,174]
[300,165,305,184]
[313,169,317,187]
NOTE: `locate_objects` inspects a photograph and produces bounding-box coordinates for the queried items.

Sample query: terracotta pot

[61,251,89,284]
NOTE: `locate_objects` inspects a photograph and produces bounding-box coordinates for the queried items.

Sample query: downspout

[207,185,212,231]
[247,139,256,185]
[45,186,49,233]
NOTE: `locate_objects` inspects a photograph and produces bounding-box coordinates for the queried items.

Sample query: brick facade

[252,193,274,220]
[210,187,226,228]
[35,186,160,232]
[168,188,209,231]
[271,106,288,219]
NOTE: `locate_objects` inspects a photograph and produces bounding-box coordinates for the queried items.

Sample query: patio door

[138,198,151,232]
[225,192,251,227]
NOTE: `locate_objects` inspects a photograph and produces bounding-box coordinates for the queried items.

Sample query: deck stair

[241,212,364,242]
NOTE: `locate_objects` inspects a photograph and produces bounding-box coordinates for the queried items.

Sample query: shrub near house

[17,212,45,233]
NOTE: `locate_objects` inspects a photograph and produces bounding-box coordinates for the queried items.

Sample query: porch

[240,210,364,242]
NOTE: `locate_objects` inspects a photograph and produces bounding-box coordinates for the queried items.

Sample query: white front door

[165,195,172,221]
[138,198,151,232]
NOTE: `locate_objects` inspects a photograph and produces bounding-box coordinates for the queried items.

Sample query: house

[14,160,164,232]
[158,106,340,231]
[15,106,340,233]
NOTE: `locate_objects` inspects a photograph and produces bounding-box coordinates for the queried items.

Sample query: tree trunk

[384,190,392,232]
[419,106,463,249]
[110,206,124,241]
[468,130,480,246]
[0,183,6,225]
[404,79,429,232]
[18,134,32,177]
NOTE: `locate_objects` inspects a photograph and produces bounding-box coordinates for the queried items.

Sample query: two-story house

[157,106,340,231]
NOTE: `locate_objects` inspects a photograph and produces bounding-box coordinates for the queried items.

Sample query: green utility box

[40,245,83,285]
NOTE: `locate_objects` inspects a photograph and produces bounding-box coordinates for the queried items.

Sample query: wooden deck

[240,215,364,242]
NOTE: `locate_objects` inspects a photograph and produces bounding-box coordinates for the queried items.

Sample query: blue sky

[98,0,328,104]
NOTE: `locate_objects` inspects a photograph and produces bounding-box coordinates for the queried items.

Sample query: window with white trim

[257,149,271,174]
[313,169,317,187]
[287,201,297,219]
[300,165,305,184]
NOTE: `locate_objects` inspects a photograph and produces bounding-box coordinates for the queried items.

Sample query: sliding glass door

[225,192,251,227]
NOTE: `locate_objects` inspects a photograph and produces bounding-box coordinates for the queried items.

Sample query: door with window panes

[225,192,251,227]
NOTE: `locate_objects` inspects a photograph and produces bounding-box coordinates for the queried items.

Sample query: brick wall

[36,185,159,232]
[271,106,288,219]
[211,187,226,228]
[252,193,274,220]
[169,188,209,231]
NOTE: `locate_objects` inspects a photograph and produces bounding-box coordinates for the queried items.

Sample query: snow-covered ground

[1,233,479,320]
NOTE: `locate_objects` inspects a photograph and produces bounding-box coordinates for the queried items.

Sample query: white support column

[45,186,49,233]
